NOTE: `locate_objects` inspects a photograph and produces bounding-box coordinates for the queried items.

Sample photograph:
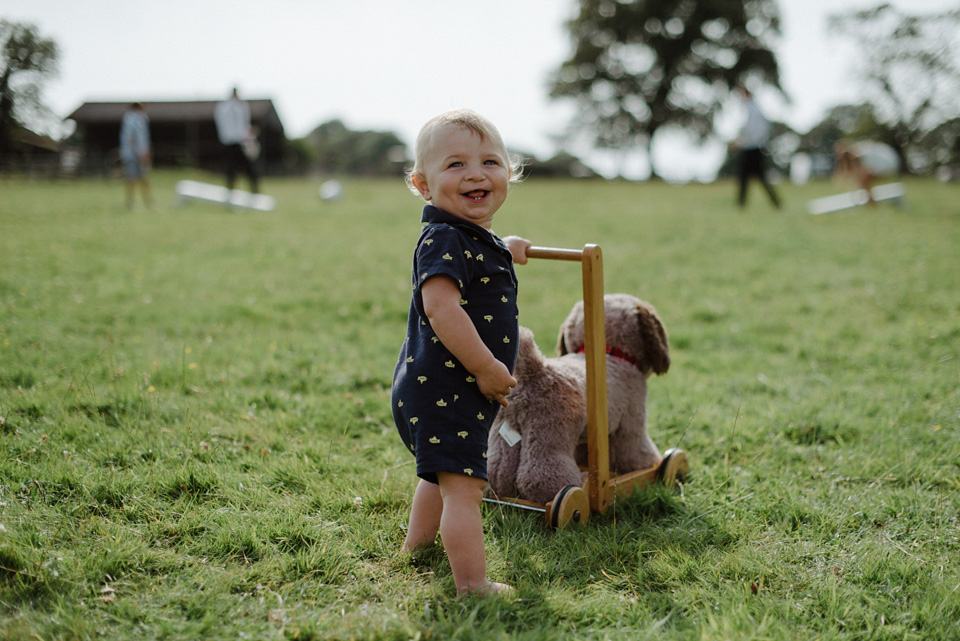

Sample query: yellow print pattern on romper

[398,235,515,477]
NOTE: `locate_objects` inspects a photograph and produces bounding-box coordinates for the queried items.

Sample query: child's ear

[411,173,431,200]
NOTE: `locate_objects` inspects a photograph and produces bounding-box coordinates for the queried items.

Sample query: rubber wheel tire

[549,485,589,529]
[656,448,689,486]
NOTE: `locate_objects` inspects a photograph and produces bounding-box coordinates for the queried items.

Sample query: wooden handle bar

[524,243,611,514]
[527,245,589,261]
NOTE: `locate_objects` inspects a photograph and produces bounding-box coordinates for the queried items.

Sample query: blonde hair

[405,108,524,196]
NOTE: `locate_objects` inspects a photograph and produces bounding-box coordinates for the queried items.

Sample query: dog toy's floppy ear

[635,302,670,375]
[556,300,584,356]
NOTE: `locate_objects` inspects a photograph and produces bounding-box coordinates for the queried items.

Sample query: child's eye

[448,161,463,168]
[484,159,501,166]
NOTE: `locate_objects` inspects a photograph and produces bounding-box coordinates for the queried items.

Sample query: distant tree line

[824,3,960,173]
[6,2,959,180]
[720,2,960,178]
[293,0,960,180]
[550,0,960,178]
[284,120,601,178]
[284,119,406,176]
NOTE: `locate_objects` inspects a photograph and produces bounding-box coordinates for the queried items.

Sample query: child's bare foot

[458,581,514,597]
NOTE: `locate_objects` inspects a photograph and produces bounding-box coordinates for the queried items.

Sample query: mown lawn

[1,170,958,640]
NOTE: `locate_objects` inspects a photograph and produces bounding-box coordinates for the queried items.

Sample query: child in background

[833,140,901,205]
[391,109,531,595]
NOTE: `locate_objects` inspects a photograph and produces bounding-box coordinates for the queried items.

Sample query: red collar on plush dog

[576,345,640,369]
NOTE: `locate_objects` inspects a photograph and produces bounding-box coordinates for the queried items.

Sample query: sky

[5,0,957,180]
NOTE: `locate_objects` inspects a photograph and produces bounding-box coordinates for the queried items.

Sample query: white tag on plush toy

[498,421,522,447]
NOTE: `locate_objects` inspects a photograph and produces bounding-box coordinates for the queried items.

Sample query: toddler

[392,109,530,595]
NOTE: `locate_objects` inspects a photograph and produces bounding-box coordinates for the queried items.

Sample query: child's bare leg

[855,165,877,204]
[436,471,511,595]
[863,173,877,205]
[401,478,442,553]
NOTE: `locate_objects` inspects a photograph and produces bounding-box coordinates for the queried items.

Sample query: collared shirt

[736,98,771,150]
[391,205,520,482]
[214,98,251,145]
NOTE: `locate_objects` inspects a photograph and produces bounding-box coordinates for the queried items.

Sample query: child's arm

[501,236,531,265]
[421,275,516,407]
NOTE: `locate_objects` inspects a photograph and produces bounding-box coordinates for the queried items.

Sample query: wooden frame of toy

[483,244,689,528]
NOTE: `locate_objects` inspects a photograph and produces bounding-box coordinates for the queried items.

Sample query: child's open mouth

[463,190,489,202]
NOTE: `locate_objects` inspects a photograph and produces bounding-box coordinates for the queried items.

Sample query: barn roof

[13,127,60,152]
[66,99,284,132]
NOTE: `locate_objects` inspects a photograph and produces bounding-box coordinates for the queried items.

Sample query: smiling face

[412,124,510,229]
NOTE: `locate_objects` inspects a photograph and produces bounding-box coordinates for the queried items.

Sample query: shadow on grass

[483,483,736,590]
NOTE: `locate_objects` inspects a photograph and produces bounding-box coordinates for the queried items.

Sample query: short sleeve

[411,225,476,316]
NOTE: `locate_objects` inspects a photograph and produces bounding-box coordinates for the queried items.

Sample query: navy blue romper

[392,205,520,484]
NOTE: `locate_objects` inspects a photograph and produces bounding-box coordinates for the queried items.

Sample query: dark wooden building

[65,99,286,174]
[0,127,62,175]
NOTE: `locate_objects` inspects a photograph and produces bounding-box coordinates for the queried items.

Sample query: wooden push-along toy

[483,244,689,528]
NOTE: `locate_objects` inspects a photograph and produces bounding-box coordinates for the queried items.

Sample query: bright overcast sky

[5,0,956,180]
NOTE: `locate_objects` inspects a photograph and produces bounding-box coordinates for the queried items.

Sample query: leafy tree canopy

[0,19,59,151]
[828,3,960,172]
[550,0,783,177]
[303,119,406,176]
[798,104,895,157]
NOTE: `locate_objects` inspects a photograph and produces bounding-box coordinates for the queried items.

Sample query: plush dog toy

[487,293,670,505]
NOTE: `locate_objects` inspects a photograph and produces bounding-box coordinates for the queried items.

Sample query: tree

[0,19,59,153]
[550,0,783,178]
[920,117,960,171]
[798,103,897,158]
[526,151,599,178]
[304,119,407,176]
[789,103,899,178]
[828,3,960,173]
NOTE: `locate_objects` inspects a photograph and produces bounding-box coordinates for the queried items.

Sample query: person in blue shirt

[119,102,152,209]
[392,109,530,595]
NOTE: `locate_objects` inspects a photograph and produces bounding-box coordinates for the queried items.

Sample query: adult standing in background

[119,102,152,209]
[731,85,781,210]
[214,87,260,193]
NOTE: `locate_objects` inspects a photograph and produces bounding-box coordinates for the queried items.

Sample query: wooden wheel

[546,485,589,529]
[656,448,689,487]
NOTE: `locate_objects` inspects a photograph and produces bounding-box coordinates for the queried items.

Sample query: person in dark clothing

[731,86,781,209]
[213,88,259,193]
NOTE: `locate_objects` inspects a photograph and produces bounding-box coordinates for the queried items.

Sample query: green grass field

[1,170,958,640]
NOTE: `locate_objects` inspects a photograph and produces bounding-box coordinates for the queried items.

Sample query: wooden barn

[0,127,62,175]
[65,99,286,174]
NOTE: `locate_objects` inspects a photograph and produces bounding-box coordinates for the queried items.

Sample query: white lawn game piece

[175,180,275,212]
[807,182,905,215]
[318,179,344,202]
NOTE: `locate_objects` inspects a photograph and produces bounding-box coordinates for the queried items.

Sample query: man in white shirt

[731,86,780,209]
[214,88,260,193]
